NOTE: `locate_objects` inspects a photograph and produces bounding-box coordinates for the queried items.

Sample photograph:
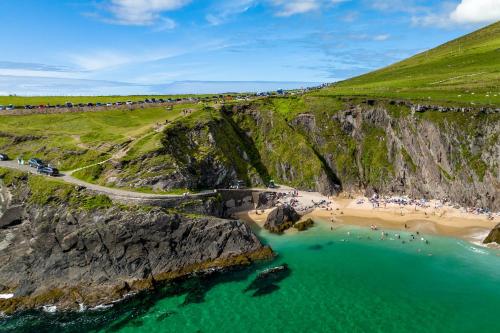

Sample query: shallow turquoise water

[2,220,500,333]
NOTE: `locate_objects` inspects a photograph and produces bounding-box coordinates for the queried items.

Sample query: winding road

[0,160,283,202]
[0,160,214,200]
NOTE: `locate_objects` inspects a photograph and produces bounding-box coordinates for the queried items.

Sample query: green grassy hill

[327,21,500,105]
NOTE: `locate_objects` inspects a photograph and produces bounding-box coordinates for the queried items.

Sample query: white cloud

[450,0,500,23]
[273,0,320,16]
[373,34,390,41]
[412,0,500,27]
[0,69,82,79]
[68,51,133,71]
[102,0,190,26]
[205,0,257,26]
[270,0,347,17]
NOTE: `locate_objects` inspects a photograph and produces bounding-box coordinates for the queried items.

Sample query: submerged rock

[244,264,290,296]
[264,205,300,233]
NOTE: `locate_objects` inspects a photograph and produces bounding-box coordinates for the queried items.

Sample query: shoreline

[235,189,499,246]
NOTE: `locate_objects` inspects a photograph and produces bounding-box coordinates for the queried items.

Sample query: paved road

[0,160,213,200]
[0,160,282,200]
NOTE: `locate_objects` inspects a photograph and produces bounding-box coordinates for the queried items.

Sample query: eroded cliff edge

[87,97,499,210]
[0,169,272,314]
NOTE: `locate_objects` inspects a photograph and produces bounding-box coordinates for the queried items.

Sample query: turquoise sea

[2,219,500,333]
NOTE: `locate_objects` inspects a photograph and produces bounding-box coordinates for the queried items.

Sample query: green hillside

[327,21,500,105]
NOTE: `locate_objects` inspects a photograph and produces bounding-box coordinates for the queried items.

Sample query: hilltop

[327,21,500,105]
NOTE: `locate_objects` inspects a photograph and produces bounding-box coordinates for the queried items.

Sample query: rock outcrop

[484,224,500,244]
[294,218,314,231]
[0,173,272,314]
[264,205,300,233]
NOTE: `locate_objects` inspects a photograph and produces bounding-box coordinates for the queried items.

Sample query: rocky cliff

[0,170,272,314]
[84,96,499,210]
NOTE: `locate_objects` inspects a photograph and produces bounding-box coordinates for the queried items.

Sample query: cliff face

[0,174,271,314]
[87,97,499,210]
[228,98,499,210]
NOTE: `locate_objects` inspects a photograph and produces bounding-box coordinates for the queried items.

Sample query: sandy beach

[235,189,499,245]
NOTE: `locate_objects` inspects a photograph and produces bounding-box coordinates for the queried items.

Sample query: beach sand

[235,189,499,245]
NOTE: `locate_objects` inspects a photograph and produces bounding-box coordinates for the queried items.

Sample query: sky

[0,0,499,95]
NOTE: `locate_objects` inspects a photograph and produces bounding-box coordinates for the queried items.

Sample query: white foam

[42,305,57,313]
[90,304,113,311]
[0,294,14,299]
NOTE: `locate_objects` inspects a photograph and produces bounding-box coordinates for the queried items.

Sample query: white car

[126,101,133,105]
[106,103,113,107]
[0,105,4,110]
[6,104,15,110]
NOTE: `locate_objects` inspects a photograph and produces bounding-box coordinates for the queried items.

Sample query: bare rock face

[264,205,300,233]
[484,224,500,244]
[0,182,272,314]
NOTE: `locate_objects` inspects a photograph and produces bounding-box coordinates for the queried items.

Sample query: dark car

[0,153,9,161]
[38,166,59,176]
[28,158,45,168]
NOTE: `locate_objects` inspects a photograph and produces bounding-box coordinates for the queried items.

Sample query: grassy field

[325,21,500,105]
[0,103,199,170]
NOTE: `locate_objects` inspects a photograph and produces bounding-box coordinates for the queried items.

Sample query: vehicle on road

[0,153,9,161]
[37,166,59,177]
[229,180,246,189]
[0,105,4,111]
[6,104,15,110]
[28,158,45,168]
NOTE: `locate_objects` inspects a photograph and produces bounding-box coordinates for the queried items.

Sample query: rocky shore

[0,172,272,315]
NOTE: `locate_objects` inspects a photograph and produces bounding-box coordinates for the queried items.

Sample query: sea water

[2,219,499,333]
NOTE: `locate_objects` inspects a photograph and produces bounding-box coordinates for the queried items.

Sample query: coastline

[235,189,499,246]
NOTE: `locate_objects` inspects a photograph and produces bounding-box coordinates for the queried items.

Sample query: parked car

[0,153,9,161]
[0,105,4,110]
[106,103,113,107]
[38,166,59,177]
[65,102,73,108]
[229,180,246,189]
[6,104,15,110]
[28,158,45,168]
[96,102,103,107]
[126,100,133,105]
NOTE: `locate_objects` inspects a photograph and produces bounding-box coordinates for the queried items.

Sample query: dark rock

[484,223,500,244]
[294,218,314,231]
[0,181,272,313]
[264,205,300,233]
[0,205,24,228]
[244,264,290,297]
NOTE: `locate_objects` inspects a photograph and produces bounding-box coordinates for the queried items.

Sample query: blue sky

[0,0,499,95]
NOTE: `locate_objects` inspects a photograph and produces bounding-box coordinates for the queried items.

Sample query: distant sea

[2,219,499,333]
[0,75,323,96]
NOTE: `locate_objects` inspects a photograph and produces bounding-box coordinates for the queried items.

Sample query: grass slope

[327,21,500,105]
[0,104,197,170]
